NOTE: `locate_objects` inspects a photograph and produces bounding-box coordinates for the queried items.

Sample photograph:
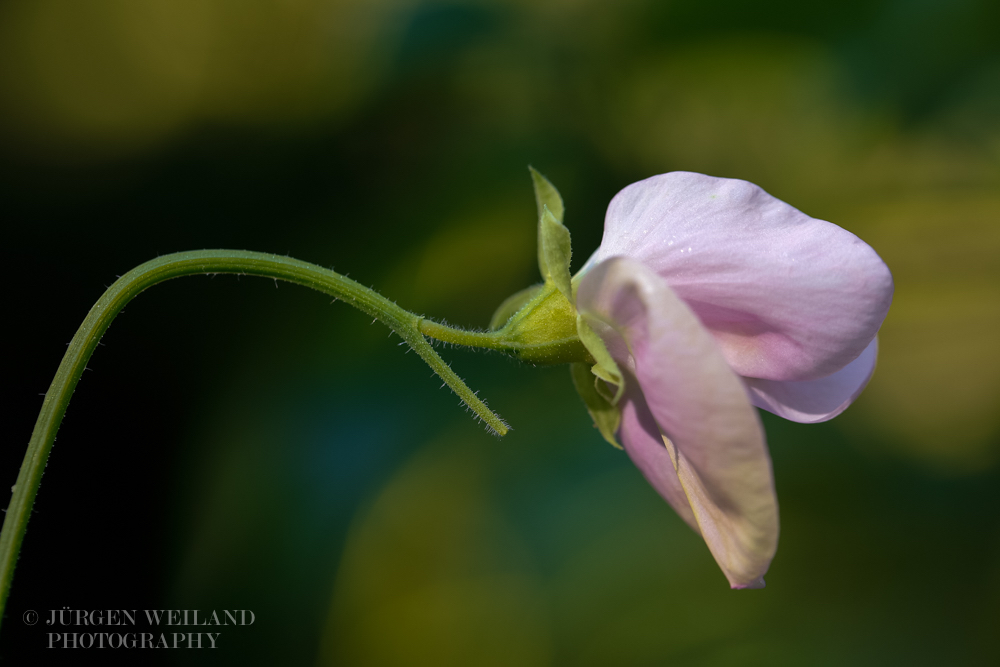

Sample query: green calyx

[492,281,591,365]
[487,167,589,365]
[487,167,625,445]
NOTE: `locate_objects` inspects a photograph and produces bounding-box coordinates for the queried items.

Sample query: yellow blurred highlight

[0,0,400,160]
[850,194,1000,471]
[319,439,551,666]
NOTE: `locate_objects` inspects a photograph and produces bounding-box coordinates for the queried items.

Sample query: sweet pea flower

[573,172,894,588]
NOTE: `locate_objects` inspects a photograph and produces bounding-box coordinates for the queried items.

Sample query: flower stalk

[0,248,529,630]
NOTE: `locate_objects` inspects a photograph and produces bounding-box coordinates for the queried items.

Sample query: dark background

[2,0,998,664]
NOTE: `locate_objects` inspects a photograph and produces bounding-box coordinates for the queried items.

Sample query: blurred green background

[2,0,998,664]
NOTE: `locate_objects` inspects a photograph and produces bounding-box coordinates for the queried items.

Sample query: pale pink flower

[576,172,894,588]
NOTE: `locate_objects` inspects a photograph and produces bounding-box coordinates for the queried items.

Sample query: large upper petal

[745,337,879,423]
[578,257,778,589]
[589,172,894,382]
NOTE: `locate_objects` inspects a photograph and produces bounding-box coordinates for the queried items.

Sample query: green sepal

[530,166,564,225]
[570,362,622,449]
[489,284,543,331]
[592,370,618,405]
[530,167,573,301]
[539,205,573,301]
[576,314,625,404]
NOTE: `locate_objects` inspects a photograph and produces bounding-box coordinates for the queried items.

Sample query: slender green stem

[0,249,509,630]
[418,319,519,351]
[420,318,589,363]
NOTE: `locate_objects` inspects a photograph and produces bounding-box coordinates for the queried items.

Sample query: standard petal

[592,172,894,382]
[578,257,778,589]
[745,337,878,423]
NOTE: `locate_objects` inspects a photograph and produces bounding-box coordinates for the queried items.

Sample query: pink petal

[618,384,700,533]
[745,337,879,423]
[578,257,778,589]
[592,172,894,382]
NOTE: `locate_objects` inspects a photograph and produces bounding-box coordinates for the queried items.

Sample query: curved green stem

[0,249,509,630]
